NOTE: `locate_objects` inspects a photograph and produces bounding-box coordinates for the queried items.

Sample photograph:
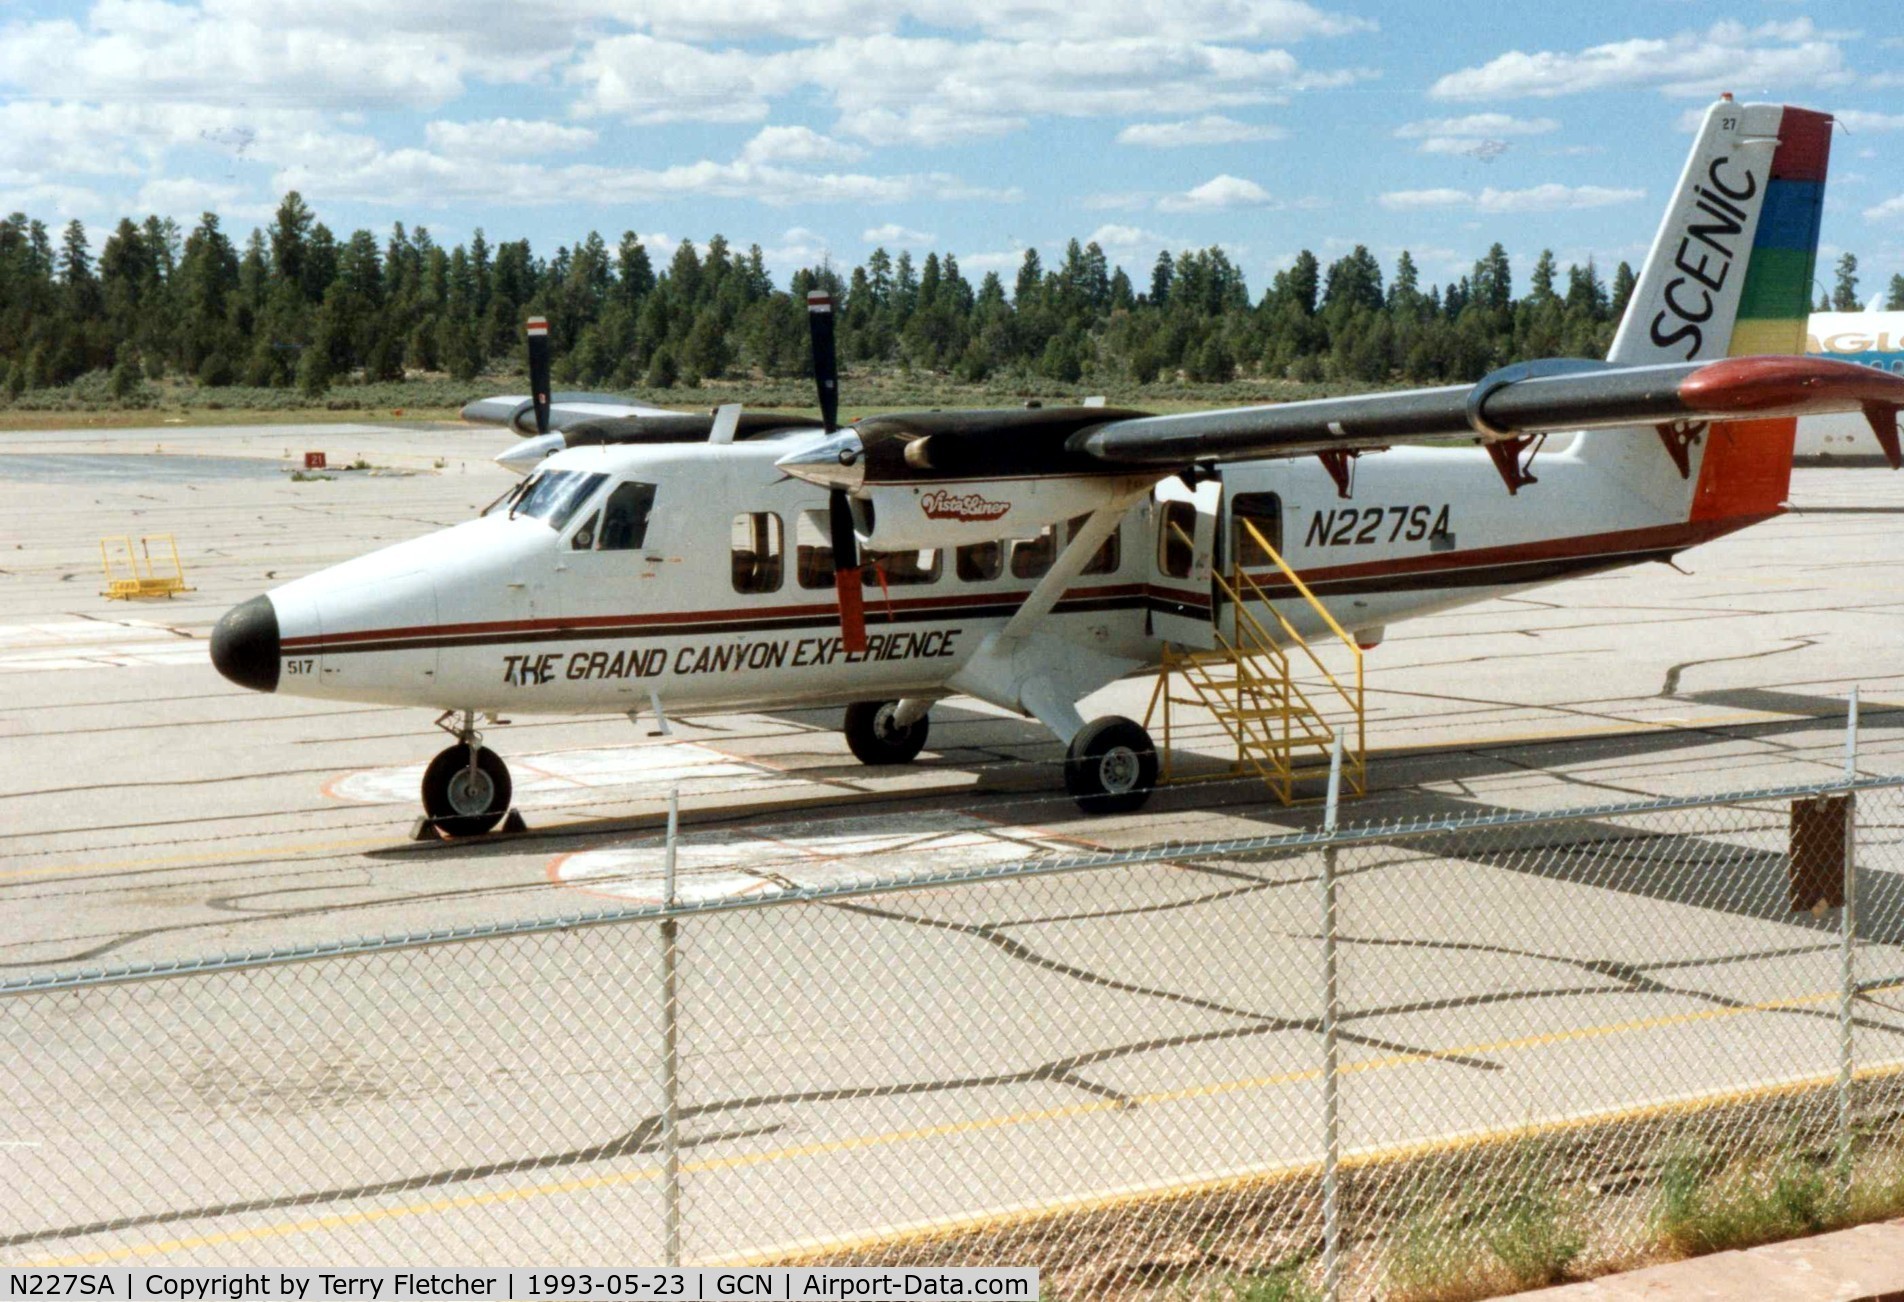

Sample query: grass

[1384,1143,1588,1302]
[1653,1140,1841,1258]
[0,366,1394,432]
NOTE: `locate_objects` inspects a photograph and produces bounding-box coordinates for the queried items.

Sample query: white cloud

[1836,110,1904,132]
[1378,184,1643,213]
[1159,174,1273,212]
[738,126,866,165]
[0,3,523,110]
[1377,187,1471,211]
[759,226,832,272]
[570,35,789,124]
[956,248,1030,275]
[1866,195,1904,221]
[1430,19,1849,101]
[1116,115,1285,147]
[1085,223,1168,249]
[134,176,271,222]
[1395,113,1559,139]
[1394,112,1557,157]
[569,32,1367,144]
[862,223,934,245]
[425,118,598,158]
[577,0,1372,44]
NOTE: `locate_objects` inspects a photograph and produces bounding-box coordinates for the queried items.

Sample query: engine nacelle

[858,475,1151,551]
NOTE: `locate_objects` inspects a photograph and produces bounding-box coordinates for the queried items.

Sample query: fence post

[661,787,683,1265]
[1320,733,1344,1302]
[1837,692,1859,1190]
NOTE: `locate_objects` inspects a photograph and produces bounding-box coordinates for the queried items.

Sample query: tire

[421,744,513,838]
[843,700,930,765]
[1064,716,1158,815]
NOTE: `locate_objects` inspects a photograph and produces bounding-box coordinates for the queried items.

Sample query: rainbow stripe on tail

[1610,101,1833,367]
[1728,108,1830,359]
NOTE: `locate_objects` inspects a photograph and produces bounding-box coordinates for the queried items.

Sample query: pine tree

[1832,252,1860,311]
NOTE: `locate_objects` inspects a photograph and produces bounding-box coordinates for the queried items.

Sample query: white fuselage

[257,423,1751,721]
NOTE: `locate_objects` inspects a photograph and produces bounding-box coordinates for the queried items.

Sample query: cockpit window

[598,481,657,551]
[511,470,608,530]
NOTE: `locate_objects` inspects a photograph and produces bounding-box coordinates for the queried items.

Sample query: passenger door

[1148,476,1220,650]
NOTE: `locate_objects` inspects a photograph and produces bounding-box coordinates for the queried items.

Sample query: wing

[461,392,680,435]
[1072,357,1904,471]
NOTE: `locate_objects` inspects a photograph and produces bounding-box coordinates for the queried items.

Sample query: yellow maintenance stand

[1145,517,1366,805]
[100,535,194,599]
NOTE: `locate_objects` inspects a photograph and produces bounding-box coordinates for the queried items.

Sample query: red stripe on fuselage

[281,515,1768,657]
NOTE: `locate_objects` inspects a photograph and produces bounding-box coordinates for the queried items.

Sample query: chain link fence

[3,775,1903,1299]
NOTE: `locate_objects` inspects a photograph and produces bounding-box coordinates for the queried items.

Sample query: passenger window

[865,548,941,585]
[1067,514,1120,575]
[956,541,1002,582]
[1011,527,1056,579]
[570,510,599,551]
[731,512,784,594]
[1158,501,1197,579]
[795,509,835,589]
[598,481,657,551]
[1231,493,1283,568]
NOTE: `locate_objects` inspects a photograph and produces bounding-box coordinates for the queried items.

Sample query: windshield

[508,470,608,530]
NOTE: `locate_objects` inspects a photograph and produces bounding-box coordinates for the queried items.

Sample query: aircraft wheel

[844,700,929,765]
[1064,716,1157,815]
[421,744,513,838]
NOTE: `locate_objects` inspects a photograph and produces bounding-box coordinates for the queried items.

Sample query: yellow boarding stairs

[100,534,194,599]
[1145,517,1366,805]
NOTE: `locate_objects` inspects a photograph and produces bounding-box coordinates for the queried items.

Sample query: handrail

[1154,512,1366,797]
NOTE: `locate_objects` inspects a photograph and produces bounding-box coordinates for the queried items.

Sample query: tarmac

[1,421,1902,1272]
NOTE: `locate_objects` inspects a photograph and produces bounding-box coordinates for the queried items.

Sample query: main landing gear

[843,699,1157,815]
[1064,715,1158,815]
[421,710,514,838]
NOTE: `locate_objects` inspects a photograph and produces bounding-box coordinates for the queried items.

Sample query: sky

[2,0,1901,301]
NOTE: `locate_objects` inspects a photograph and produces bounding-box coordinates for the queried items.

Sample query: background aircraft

[1800,309,1904,462]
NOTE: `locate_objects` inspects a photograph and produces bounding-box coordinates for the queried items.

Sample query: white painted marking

[0,619,204,671]
[553,811,1085,904]
[326,741,777,808]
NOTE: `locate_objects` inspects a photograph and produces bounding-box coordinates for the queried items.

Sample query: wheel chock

[409,816,442,842]
[501,809,529,833]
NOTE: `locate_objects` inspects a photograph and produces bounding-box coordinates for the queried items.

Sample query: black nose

[210,595,281,693]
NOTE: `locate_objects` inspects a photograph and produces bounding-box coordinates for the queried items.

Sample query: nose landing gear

[421,710,515,837]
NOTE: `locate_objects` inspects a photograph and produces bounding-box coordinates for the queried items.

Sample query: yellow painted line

[27,984,1874,1266]
[729,1056,1904,1267]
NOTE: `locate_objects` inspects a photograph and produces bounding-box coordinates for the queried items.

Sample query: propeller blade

[526,316,552,436]
[828,487,866,653]
[807,290,839,433]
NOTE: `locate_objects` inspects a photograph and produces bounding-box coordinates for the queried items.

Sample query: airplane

[1800,308,1904,461]
[211,98,1904,835]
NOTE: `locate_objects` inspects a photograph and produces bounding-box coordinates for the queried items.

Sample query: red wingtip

[1681,357,1904,417]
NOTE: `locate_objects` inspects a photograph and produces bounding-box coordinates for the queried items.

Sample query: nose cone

[210,595,280,693]
[775,431,866,491]
[496,432,565,476]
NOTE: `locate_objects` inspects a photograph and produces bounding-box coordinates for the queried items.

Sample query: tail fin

[1609,99,1831,366]
[1579,100,1831,525]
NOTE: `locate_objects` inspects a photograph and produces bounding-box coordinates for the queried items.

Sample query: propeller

[526,316,552,436]
[807,289,864,653]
